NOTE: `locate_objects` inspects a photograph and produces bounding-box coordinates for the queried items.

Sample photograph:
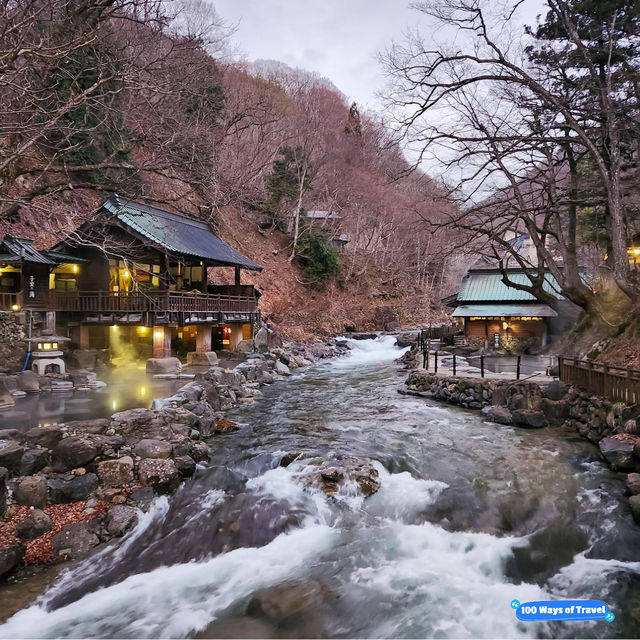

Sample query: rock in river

[50,522,99,560]
[599,436,636,471]
[0,543,24,580]
[106,505,139,537]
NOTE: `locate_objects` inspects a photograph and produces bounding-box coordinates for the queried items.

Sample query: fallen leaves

[0,501,110,566]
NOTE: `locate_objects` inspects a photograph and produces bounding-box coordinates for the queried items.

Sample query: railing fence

[559,356,640,404]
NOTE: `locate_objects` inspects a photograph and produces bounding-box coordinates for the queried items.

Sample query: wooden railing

[50,290,259,314]
[559,356,640,404]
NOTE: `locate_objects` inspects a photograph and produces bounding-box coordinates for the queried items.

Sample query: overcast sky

[214,0,548,113]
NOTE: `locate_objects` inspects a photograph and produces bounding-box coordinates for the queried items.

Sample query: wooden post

[422,347,427,369]
[453,354,457,376]
[434,351,438,374]
[558,356,563,381]
[516,355,521,380]
[234,266,241,287]
[426,350,429,370]
[480,354,485,378]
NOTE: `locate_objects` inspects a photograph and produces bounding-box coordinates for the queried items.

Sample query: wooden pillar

[201,263,208,294]
[234,266,241,286]
[196,324,212,353]
[153,326,172,358]
[70,325,90,349]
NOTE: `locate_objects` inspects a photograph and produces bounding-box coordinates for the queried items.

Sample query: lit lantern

[11,303,19,312]
[72,264,79,273]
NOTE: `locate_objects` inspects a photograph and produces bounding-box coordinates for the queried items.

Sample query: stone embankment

[0,338,350,582]
[399,337,640,525]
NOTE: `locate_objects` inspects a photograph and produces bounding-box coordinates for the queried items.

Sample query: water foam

[0,525,338,639]
[333,334,408,367]
[345,522,546,638]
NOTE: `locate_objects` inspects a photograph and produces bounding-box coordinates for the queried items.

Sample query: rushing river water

[1,336,639,639]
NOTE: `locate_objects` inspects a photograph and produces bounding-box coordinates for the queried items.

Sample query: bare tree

[382,0,640,311]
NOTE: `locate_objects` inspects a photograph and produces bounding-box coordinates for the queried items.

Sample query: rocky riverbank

[399,337,640,525]
[0,338,350,583]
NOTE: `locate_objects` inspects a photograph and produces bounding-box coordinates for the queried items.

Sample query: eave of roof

[452,303,557,317]
[103,195,263,271]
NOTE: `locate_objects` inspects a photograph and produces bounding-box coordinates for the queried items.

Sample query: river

[0,336,639,638]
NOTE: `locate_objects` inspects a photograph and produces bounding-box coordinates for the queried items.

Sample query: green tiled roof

[457,269,560,302]
[102,194,262,271]
[452,303,557,317]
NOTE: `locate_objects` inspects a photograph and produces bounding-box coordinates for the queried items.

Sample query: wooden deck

[49,290,259,315]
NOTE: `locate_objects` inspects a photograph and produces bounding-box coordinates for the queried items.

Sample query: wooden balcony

[50,289,259,315]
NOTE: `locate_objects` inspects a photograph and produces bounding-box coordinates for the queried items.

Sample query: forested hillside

[0,0,459,337]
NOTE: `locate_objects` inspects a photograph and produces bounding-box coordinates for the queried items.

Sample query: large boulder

[133,439,173,460]
[543,380,568,401]
[301,457,381,497]
[106,505,138,537]
[24,427,63,449]
[0,429,23,443]
[145,357,182,375]
[236,339,254,354]
[52,437,99,471]
[395,332,418,348]
[16,370,39,393]
[14,475,48,508]
[110,409,174,442]
[254,327,282,353]
[19,448,50,476]
[511,410,548,429]
[50,522,99,560]
[0,543,24,580]
[0,440,25,473]
[540,397,571,427]
[137,458,180,494]
[97,457,134,487]
[600,437,636,471]
[173,455,196,477]
[629,495,640,525]
[0,466,7,516]
[484,405,513,425]
[48,473,99,503]
[627,473,640,496]
[247,580,324,622]
[15,509,53,541]
[64,419,111,435]
[186,351,218,366]
[275,360,291,376]
[0,378,15,410]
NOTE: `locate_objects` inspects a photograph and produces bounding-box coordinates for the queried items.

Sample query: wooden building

[1,194,263,359]
[451,268,559,350]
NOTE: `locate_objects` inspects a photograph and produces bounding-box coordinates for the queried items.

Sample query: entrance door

[211,326,223,351]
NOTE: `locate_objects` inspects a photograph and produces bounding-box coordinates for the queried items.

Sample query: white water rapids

[1,336,639,638]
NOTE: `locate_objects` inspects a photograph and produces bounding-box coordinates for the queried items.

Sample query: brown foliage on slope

[0,4,458,334]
